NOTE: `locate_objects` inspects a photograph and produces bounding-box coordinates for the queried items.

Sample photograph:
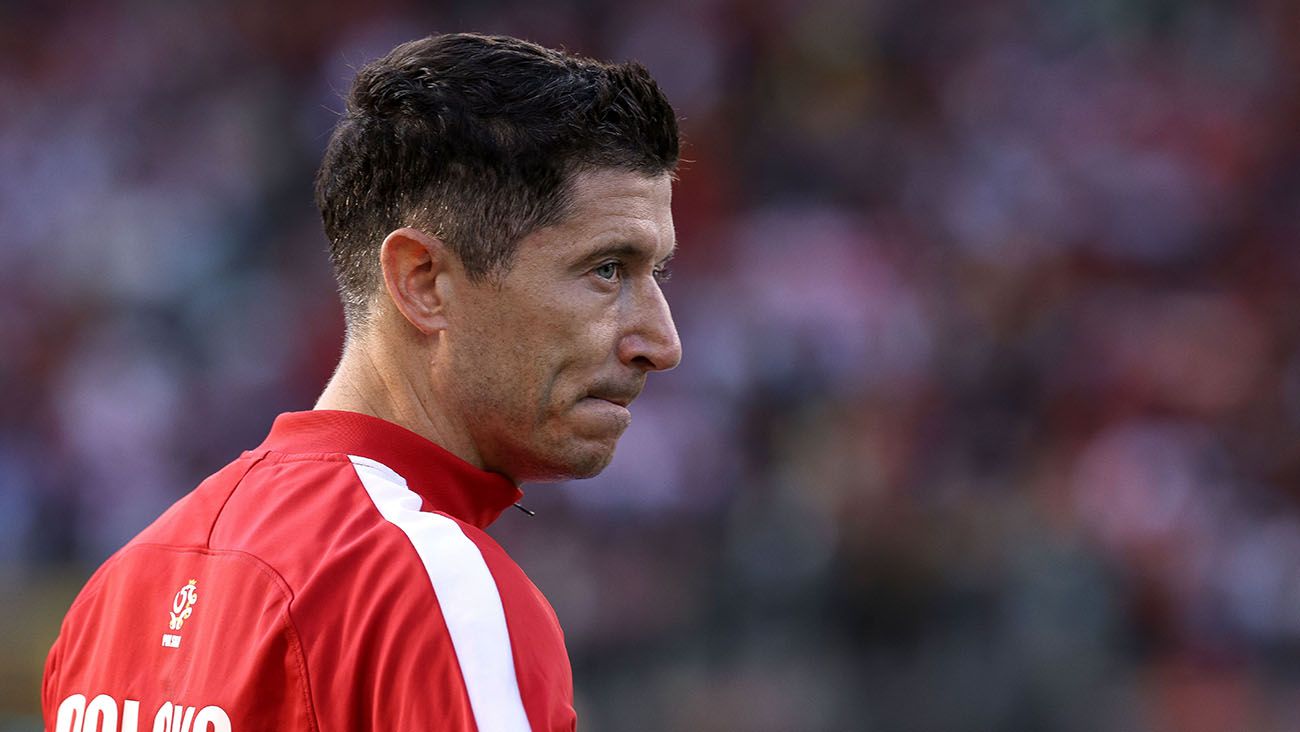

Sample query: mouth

[584,378,643,411]
[579,394,634,433]
[584,386,641,409]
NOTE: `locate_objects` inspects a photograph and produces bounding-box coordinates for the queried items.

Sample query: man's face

[441,168,681,482]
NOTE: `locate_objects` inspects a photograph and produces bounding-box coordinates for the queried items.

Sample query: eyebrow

[582,241,676,265]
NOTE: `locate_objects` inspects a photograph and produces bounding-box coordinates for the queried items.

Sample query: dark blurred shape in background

[4,1,1300,730]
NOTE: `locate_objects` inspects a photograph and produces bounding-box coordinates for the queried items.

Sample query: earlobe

[379,227,453,334]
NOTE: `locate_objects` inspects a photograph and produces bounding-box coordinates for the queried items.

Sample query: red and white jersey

[43,410,576,732]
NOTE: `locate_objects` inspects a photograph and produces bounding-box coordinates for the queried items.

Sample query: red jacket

[43,410,576,732]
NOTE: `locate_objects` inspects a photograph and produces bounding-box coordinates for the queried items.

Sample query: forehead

[565,168,673,225]
[521,168,676,260]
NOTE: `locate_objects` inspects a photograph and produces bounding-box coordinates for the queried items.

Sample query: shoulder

[282,455,537,731]
[336,456,541,647]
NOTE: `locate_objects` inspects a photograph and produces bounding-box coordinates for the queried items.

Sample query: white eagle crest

[169,579,199,631]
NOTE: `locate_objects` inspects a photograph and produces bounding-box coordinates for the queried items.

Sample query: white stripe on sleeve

[349,455,532,732]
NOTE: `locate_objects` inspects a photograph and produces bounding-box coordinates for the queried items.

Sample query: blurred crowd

[4,0,1300,730]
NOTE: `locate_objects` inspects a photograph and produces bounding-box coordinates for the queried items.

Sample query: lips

[585,383,641,408]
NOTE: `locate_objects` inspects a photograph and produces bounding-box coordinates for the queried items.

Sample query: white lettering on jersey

[82,695,116,732]
[151,702,173,732]
[55,695,230,732]
[192,706,232,732]
[55,694,85,732]
[154,702,193,732]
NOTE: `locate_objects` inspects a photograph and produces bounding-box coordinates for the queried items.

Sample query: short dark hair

[314,33,680,324]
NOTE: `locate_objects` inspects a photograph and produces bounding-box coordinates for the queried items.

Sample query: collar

[253,410,523,529]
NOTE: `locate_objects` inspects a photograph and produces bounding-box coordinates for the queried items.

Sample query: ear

[379,227,456,334]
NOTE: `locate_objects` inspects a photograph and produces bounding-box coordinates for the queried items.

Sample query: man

[43,33,681,732]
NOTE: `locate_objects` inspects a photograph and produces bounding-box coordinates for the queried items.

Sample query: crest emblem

[162,579,199,647]
[170,579,197,629]
[170,579,198,629]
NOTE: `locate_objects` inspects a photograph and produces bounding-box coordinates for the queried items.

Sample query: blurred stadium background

[4,0,1300,730]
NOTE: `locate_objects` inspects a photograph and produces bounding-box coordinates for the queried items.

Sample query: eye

[593,261,620,281]
[653,265,672,284]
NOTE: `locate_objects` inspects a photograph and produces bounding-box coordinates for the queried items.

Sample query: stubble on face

[441,168,677,483]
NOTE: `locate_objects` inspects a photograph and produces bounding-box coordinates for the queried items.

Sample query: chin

[564,450,615,480]
[514,440,617,483]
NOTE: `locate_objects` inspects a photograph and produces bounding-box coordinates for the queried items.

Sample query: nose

[618,281,682,373]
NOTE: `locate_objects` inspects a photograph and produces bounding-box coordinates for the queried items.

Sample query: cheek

[541,320,623,411]
[516,306,608,401]
[455,317,561,426]
[460,284,619,420]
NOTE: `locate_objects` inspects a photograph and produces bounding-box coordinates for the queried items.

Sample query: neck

[315,333,486,471]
